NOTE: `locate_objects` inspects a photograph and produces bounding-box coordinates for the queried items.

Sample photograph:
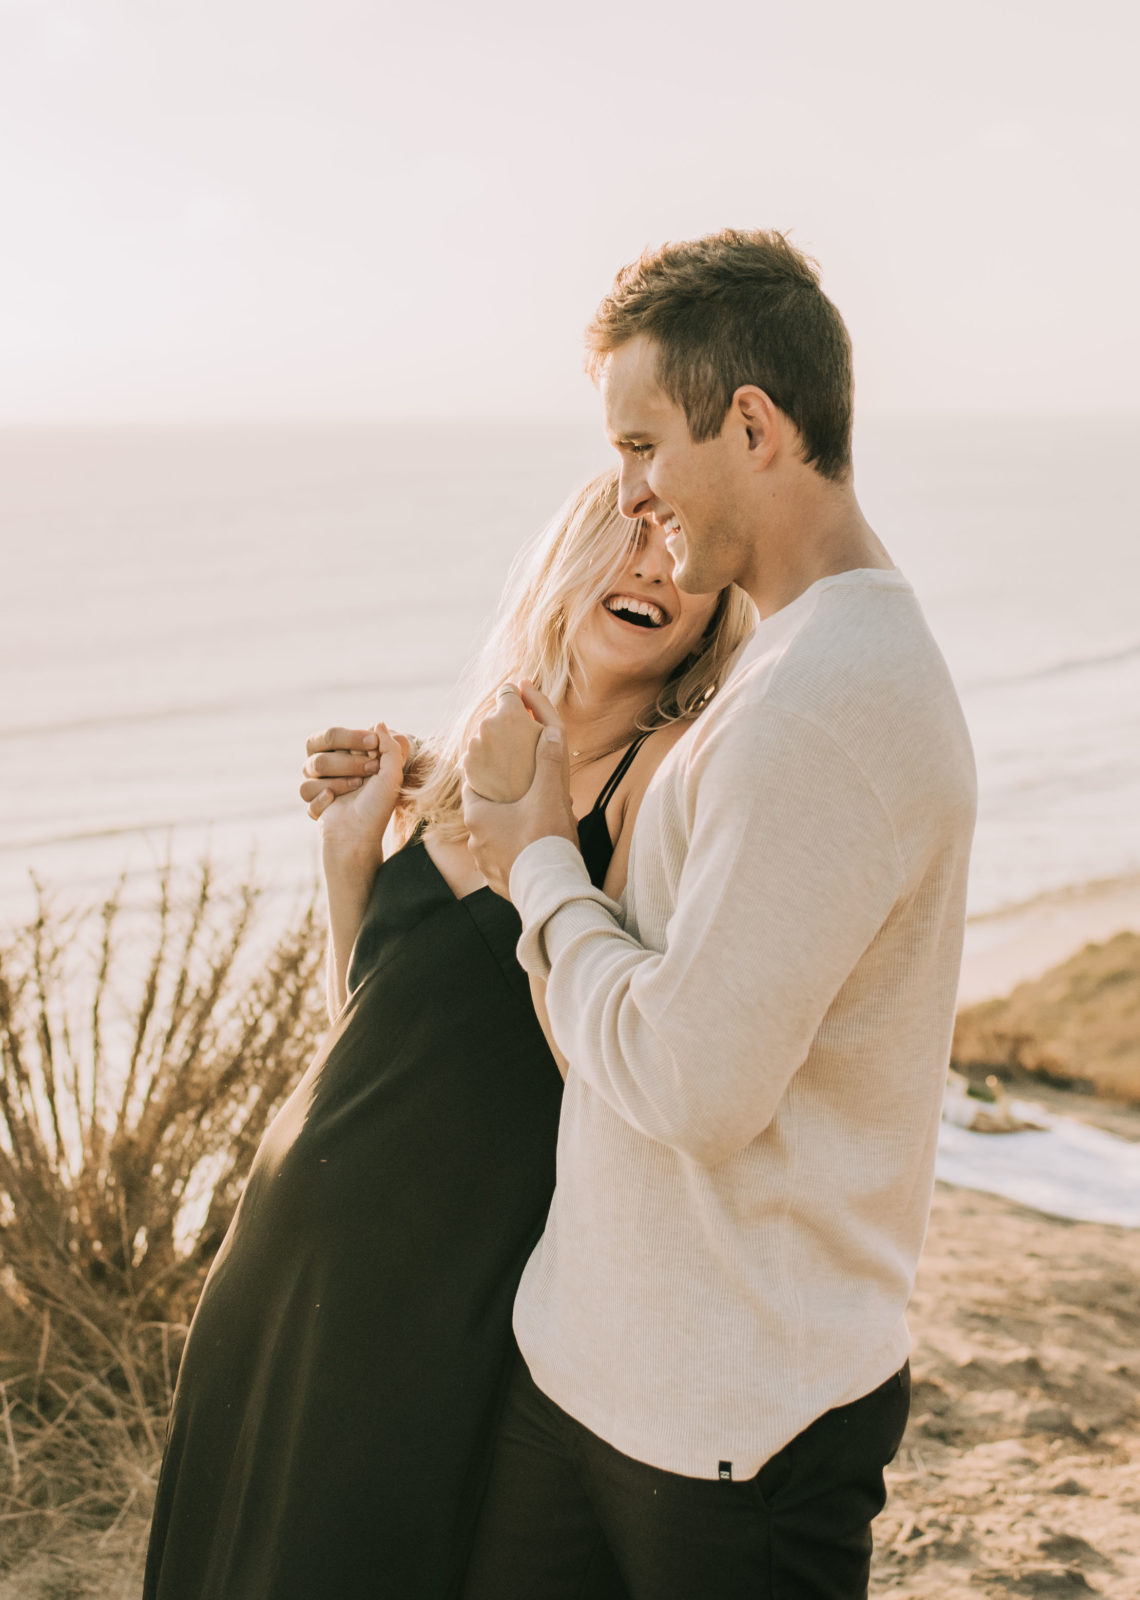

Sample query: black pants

[462,1356,910,1600]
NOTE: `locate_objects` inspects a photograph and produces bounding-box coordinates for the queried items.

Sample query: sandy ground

[872,1179,1140,1599]
[959,874,1140,1006]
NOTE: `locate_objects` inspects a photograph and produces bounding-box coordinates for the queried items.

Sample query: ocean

[2,416,1138,934]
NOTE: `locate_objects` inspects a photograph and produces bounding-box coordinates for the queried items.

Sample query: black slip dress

[143,735,650,1600]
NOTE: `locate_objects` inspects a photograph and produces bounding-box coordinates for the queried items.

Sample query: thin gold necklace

[568,730,642,772]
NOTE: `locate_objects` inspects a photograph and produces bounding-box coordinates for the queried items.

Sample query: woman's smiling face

[572,518,721,694]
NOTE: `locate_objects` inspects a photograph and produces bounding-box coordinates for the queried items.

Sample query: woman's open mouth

[603,594,669,630]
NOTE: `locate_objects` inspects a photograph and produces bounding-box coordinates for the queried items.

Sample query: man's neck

[742,479,893,620]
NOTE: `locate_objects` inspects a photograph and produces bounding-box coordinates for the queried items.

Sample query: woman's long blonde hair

[396,468,755,845]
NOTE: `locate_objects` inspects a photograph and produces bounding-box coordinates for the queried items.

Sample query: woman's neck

[558,677,657,761]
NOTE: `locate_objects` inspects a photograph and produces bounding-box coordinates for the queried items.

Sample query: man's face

[601,334,750,595]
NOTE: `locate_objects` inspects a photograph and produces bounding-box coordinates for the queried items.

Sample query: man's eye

[630,443,653,455]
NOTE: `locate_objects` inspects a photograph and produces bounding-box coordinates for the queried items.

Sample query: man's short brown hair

[587,229,853,481]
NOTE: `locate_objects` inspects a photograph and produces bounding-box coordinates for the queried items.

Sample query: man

[460,229,976,1598]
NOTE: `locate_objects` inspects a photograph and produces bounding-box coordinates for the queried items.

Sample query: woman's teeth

[604,596,666,628]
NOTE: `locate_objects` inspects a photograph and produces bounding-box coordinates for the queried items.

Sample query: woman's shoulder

[646,716,697,755]
[636,717,697,776]
[600,721,696,899]
[613,720,695,822]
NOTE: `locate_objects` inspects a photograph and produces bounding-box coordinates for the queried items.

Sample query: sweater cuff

[510,835,620,978]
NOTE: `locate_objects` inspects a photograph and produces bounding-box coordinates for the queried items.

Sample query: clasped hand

[461,682,577,897]
[300,722,410,867]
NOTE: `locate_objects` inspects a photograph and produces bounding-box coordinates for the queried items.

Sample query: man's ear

[731,386,781,469]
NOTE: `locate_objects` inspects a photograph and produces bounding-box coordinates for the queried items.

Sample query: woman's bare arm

[320,848,382,1019]
[301,723,409,1021]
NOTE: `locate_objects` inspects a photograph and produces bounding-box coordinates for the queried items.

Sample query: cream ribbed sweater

[508,568,976,1479]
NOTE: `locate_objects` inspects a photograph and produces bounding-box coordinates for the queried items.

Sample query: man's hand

[464,683,543,802]
[462,682,578,896]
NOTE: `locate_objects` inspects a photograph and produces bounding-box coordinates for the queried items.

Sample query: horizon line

[0,406,1137,431]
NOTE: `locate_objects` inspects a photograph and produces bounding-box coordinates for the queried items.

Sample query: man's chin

[666,534,697,591]
[669,538,722,597]
[673,557,708,595]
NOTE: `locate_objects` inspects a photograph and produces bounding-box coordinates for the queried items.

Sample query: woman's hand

[302,723,410,867]
[300,725,379,814]
[463,684,544,803]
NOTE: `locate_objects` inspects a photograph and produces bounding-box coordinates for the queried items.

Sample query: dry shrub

[0,863,328,1571]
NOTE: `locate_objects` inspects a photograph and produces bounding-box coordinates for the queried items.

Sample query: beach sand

[959,874,1140,1007]
[872,1178,1140,1598]
[871,890,1140,1597]
[875,891,1140,1595]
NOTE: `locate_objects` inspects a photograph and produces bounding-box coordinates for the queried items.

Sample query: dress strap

[586,731,654,818]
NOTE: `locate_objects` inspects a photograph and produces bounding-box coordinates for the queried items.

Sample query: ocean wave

[962,640,1140,695]
[966,869,1140,926]
[0,673,454,742]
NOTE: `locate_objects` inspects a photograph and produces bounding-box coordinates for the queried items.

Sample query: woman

[143,470,755,1600]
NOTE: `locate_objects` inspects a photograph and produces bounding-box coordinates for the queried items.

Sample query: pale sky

[1,0,1137,422]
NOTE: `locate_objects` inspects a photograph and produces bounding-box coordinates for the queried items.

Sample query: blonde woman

[143,470,755,1600]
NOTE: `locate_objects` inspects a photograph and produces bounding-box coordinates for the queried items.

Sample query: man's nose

[617,459,653,521]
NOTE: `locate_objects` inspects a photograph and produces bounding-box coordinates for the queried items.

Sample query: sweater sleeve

[509,704,905,1165]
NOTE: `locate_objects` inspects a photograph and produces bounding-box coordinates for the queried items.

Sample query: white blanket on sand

[936,1107,1140,1228]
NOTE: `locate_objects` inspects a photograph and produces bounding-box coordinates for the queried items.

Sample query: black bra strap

[587,731,654,818]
